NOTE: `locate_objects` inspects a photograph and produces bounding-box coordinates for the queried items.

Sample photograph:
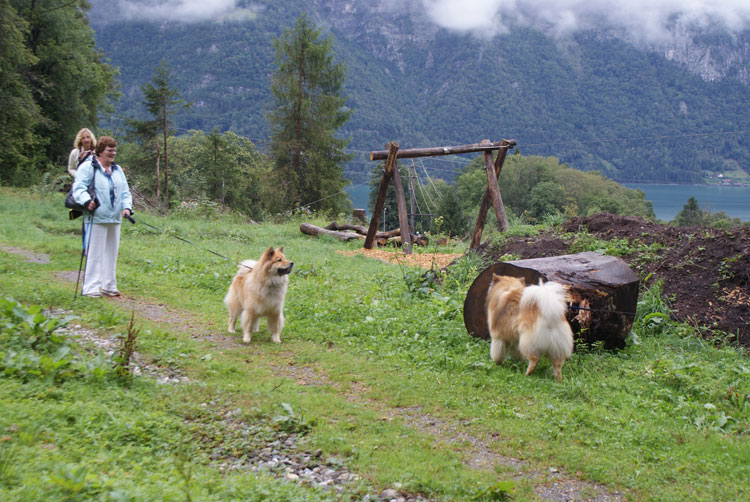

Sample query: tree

[2,0,115,182]
[163,129,272,220]
[674,197,705,226]
[435,187,468,237]
[127,60,190,208]
[267,14,353,214]
[0,0,40,184]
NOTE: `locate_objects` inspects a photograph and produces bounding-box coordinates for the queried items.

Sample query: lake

[345,183,372,215]
[347,182,750,222]
[624,183,750,222]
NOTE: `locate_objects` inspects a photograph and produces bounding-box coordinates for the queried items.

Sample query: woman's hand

[122,209,131,217]
[87,200,96,210]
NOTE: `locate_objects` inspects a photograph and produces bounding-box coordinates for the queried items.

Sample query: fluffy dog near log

[486,274,574,381]
[224,247,293,343]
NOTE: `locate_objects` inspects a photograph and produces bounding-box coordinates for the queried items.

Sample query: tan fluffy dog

[224,247,293,343]
[486,274,574,381]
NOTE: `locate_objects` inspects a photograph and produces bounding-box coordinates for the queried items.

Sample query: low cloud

[419,0,750,41]
[107,0,238,23]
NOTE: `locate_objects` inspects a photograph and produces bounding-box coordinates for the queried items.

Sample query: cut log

[325,221,369,235]
[300,223,363,242]
[325,222,406,240]
[463,252,639,350]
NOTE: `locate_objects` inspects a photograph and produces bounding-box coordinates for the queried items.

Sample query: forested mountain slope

[91,0,750,183]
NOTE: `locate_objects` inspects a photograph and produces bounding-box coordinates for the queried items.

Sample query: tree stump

[463,252,639,350]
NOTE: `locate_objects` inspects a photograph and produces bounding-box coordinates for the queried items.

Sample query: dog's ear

[518,276,526,286]
[264,246,275,259]
[278,246,284,253]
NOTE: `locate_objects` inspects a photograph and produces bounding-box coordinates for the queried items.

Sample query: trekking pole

[74,213,95,300]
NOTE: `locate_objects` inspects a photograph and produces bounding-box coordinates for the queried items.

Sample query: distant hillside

[91,0,750,184]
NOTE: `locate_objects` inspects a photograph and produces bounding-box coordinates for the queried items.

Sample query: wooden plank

[370,139,516,161]
[463,252,639,350]
[364,142,399,249]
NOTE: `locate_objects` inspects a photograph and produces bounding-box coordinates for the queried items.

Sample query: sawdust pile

[337,248,462,270]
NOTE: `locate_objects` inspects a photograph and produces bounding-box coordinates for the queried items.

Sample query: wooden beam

[364,142,399,249]
[470,139,514,249]
[391,156,412,254]
[370,139,516,161]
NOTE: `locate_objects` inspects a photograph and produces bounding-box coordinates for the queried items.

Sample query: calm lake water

[624,183,750,222]
[346,183,371,215]
[347,183,750,222]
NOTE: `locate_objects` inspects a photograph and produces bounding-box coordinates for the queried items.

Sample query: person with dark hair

[67,128,97,177]
[71,136,133,297]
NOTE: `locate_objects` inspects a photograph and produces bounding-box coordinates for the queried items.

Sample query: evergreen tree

[268,14,353,214]
[0,0,40,184]
[435,187,468,237]
[127,60,190,208]
[674,196,705,226]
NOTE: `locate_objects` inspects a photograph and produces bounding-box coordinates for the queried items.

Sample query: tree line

[1,4,352,217]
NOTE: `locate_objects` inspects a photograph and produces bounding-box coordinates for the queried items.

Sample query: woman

[72,136,133,297]
[67,128,97,177]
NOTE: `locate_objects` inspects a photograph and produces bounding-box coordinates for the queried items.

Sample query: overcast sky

[110,0,750,42]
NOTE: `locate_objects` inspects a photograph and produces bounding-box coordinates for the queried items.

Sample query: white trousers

[82,222,121,295]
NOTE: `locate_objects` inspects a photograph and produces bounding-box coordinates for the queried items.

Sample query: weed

[47,464,90,498]
[113,312,139,383]
[174,442,195,502]
[0,443,18,482]
[273,402,315,434]
[470,481,514,501]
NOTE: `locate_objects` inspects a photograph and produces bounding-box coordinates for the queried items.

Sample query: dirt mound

[476,213,750,347]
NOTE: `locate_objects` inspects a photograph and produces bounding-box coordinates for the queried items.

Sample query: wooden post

[408,161,416,234]
[365,142,399,249]
[470,139,515,249]
[391,155,412,254]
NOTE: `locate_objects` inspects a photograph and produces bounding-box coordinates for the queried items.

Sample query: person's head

[74,128,96,151]
[95,136,117,156]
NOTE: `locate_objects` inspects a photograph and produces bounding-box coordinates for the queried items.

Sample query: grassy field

[1,187,748,501]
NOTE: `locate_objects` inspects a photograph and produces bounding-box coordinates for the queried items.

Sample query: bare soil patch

[475,213,750,347]
[1,245,51,264]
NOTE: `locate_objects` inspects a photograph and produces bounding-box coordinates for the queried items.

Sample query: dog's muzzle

[278,262,294,275]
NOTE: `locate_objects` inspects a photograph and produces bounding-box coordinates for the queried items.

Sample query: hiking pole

[73,213,95,300]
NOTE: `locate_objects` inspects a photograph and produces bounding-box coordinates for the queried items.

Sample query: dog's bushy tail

[519,280,568,321]
[518,280,573,360]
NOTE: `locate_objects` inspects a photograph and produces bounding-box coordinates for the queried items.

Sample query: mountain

[90,0,750,184]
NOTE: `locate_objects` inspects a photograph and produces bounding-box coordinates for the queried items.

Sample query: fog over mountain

[105,0,750,41]
[423,0,750,41]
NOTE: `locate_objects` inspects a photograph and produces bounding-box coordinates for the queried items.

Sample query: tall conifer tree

[127,60,189,208]
[268,14,353,213]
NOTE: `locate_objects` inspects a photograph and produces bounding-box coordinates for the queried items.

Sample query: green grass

[1,187,749,501]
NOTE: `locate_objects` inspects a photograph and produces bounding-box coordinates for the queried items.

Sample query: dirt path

[5,243,625,501]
